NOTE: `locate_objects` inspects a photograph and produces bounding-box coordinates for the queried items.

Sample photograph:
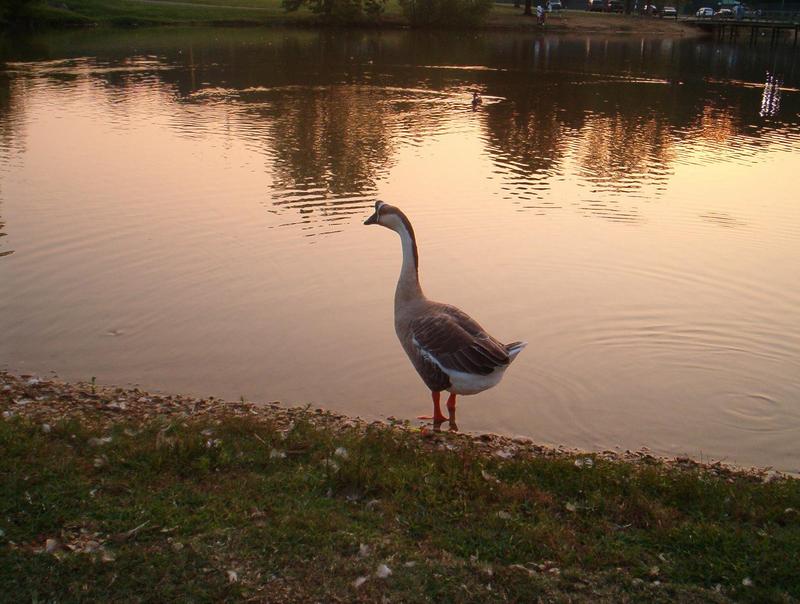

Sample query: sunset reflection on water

[1,29,799,471]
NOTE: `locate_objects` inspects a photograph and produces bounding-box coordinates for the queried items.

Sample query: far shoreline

[3,4,707,37]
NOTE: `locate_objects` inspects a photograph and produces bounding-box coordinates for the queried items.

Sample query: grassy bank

[1,372,798,602]
[11,0,700,33]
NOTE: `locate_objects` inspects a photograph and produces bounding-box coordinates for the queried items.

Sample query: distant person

[536,3,545,24]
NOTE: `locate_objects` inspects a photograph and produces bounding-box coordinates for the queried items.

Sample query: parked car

[588,0,605,11]
[548,0,563,10]
[695,6,714,16]
[661,5,677,17]
[714,7,734,17]
[605,0,624,12]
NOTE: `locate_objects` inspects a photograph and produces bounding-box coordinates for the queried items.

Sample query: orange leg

[418,391,448,424]
[446,393,457,416]
[446,393,458,431]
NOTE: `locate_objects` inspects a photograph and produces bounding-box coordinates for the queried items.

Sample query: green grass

[1,412,798,602]
[25,0,318,27]
[19,0,407,27]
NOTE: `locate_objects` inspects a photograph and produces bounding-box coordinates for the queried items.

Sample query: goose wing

[409,306,510,377]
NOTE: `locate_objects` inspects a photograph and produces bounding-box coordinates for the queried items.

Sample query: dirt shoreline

[1,371,789,482]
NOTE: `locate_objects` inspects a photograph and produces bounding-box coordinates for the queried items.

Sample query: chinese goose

[364,201,526,427]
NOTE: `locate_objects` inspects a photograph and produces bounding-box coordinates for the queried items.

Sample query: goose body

[364,201,526,425]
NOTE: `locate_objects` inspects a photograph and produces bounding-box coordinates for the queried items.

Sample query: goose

[364,201,526,428]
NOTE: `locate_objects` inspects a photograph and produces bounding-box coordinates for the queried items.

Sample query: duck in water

[472,91,482,110]
[364,201,526,430]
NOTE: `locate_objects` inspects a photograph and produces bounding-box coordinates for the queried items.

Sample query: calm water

[1,28,799,471]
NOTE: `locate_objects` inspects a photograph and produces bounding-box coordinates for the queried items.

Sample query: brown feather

[409,304,510,377]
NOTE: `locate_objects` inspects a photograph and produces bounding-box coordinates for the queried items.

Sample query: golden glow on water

[1,29,799,471]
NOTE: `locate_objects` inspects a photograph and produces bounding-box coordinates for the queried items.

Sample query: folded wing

[409,306,510,376]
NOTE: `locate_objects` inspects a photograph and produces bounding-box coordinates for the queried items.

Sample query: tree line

[282,0,495,26]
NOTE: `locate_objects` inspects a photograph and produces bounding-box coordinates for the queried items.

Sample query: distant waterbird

[472,91,482,110]
[364,201,526,429]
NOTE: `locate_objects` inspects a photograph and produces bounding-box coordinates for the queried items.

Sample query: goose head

[363,200,407,233]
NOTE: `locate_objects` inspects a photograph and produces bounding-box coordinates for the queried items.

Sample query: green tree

[282,0,386,21]
[398,0,494,26]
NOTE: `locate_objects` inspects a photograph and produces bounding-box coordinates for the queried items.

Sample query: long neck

[394,218,424,305]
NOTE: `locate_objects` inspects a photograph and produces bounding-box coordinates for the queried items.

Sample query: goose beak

[364,212,378,226]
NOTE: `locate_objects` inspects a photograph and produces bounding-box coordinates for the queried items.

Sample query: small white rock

[375,564,392,579]
[42,424,51,433]
[496,511,511,520]
[334,447,349,460]
[45,538,63,554]
[353,576,368,589]
[227,570,238,583]
[742,577,753,587]
[359,543,370,557]
[84,540,100,553]
[269,449,286,460]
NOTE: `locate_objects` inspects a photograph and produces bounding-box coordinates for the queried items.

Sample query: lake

[1,27,798,472]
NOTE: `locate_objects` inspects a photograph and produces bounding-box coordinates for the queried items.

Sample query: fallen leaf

[88,437,112,446]
[375,564,392,579]
[481,469,499,483]
[101,549,116,563]
[509,564,534,576]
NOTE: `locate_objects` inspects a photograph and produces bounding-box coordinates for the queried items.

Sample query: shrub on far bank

[399,0,494,26]
[282,0,387,22]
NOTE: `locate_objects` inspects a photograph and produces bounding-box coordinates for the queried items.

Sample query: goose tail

[505,341,527,362]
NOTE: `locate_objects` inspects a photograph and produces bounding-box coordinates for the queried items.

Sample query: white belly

[445,366,508,395]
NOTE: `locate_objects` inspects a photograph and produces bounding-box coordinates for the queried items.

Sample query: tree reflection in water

[1,29,799,233]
